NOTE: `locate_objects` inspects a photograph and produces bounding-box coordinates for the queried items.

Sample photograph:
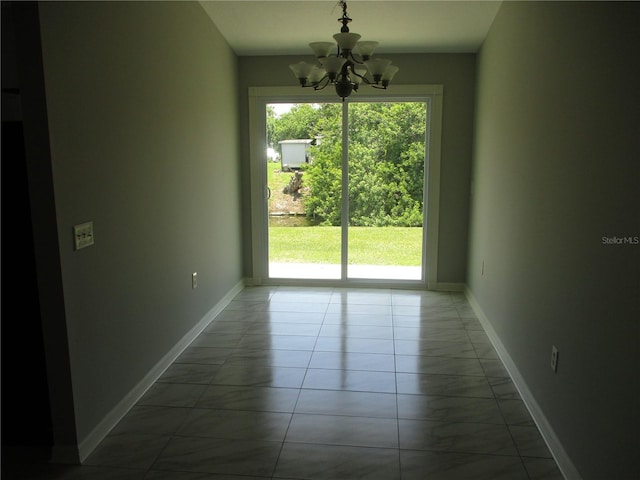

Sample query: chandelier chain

[339,1,352,33]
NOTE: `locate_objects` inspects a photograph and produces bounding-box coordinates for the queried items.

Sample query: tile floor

[3,286,564,479]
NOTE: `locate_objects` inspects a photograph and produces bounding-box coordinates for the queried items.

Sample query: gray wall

[238,53,476,285]
[468,2,639,478]
[34,0,242,451]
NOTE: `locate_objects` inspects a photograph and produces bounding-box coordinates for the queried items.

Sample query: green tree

[304,104,342,224]
[266,105,277,151]
[268,104,322,157]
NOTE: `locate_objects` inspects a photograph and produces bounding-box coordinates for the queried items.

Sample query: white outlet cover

[74,221,94,250]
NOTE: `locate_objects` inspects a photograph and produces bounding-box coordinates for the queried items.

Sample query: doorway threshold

[269,262,422,281]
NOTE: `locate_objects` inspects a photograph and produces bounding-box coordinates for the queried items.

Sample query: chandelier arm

[350,67,373,85]
[347,52,365,65]
[347,63,376,86]
[312,75,332,91]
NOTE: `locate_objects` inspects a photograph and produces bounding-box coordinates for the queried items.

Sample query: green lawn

[269,226,422,266]
[268,162,423,266]
[267,161,287,190]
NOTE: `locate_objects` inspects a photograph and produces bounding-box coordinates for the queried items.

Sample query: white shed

[279,139,313,169]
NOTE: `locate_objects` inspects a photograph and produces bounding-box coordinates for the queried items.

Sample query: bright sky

[269,103,322,117]
[269,103,294,117]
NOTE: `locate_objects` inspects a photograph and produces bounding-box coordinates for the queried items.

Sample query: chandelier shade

[289,1,399,101]
[320,55,348,75]
[309,42,335,58]
[354,41,379,59]
[364,58,392,79]
[333,32,361,51]
[289,61,315,82]
[381,65,400,85]
[309,66,327,84]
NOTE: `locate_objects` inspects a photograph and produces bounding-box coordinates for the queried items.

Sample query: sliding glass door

[347,102,425,280]
[267,102,342,279]
[249,86,442,287]
[265,100,426,282]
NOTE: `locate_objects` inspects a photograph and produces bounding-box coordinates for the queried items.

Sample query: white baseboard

[464,287,581,480]
[435,282,465,292]
[76,280,245,463]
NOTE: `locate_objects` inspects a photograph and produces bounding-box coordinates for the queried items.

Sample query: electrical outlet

[73,221,94,250]
[551,345,559,372]
[192,272,198,289]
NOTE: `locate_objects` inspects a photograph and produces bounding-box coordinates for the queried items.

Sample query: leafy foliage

[268,104,324,155]
[267,102,426,227]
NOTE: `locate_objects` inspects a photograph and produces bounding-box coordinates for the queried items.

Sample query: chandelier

[289,1,399,101]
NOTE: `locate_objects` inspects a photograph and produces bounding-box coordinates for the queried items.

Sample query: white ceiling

[199,1,503,56]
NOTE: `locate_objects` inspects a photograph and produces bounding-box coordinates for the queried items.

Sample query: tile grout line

[272,289,334,479]
[391,293,404,479]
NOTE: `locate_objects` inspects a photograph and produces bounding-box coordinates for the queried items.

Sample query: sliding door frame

[248,85,443,289]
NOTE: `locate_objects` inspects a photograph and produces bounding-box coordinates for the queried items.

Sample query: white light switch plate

[74,221,94,250]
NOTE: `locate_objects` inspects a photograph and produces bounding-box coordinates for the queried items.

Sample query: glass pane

[267,103,342,279]
[347,102,426,280]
